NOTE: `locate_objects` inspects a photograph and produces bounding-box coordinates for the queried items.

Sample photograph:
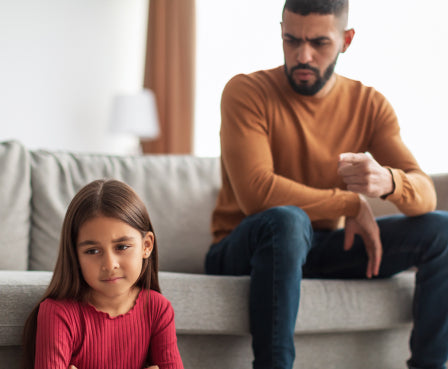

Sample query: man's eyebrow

[283,33,331,42]
[307,36,331,42]
[283,32,301,40]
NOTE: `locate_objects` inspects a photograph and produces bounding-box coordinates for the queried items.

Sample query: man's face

[281,10,350,97]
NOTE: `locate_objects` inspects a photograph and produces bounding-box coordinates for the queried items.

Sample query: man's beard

[284,55,339,96]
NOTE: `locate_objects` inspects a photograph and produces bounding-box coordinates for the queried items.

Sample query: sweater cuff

[380,167,396,200]
[381,167,403,201]
[344,191,361,217]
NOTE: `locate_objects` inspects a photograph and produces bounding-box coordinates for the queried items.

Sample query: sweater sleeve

[148,292,183,369]
[35,299,74,369]
[367,90,436,215]
[220,75,360,220]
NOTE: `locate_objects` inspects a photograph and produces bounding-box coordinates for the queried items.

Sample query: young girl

[22,179,184,369]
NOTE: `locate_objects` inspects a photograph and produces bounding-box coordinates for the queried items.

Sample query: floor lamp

[109,89,160,154]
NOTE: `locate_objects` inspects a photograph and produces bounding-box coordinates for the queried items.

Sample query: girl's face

[76,215,153,308]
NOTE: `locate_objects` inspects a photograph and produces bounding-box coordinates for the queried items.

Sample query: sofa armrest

[432,173,448,211]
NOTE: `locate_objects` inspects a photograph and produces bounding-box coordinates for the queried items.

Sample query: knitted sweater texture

[212,66,436,243]
[35,289,183,369]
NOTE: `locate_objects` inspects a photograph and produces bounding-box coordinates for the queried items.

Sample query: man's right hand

[344,195,383,278]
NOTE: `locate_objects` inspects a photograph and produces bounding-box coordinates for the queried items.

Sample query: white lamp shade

[109,89,160,139]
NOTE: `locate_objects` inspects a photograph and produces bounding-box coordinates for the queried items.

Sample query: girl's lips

[102,276,123,283]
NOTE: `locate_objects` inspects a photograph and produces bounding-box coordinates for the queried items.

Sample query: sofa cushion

[0,271,51,346]
[29,150,221,273]
[162,271,414,335]
[0,141,31,270]
[0,270,414,347]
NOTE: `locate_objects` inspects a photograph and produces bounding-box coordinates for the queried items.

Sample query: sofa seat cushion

[162,271,414,334]
[0,270,414,346]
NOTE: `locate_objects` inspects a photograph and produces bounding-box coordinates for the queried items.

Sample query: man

[205,0,448,369]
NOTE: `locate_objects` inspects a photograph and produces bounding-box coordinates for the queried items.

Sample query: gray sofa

[1,140,447,369]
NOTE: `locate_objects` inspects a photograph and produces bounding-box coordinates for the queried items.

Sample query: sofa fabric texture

[0,142,31,270]
[29,147,220,273]
[1,140,447,369]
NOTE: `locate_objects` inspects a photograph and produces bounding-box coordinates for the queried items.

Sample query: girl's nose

[102,252,119,271]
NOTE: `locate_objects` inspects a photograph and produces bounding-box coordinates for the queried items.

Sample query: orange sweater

[212,66,436,243]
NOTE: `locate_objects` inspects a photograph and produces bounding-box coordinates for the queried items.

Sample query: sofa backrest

[1,140,447,273]
[0,141,31,270]
[29,149,221,274]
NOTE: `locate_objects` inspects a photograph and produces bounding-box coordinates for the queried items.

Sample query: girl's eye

[85,249,99,255]
[116,244,130,251]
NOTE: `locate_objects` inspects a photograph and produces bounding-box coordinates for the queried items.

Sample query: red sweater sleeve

[35,299,74,369]
[148,292,184,369]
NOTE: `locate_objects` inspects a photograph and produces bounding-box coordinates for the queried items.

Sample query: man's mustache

[290,64,320,74]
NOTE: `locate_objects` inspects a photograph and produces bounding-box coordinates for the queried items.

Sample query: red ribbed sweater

[35,289,183,369]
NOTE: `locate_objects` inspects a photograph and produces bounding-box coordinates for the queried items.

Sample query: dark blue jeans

[205,206,448,369]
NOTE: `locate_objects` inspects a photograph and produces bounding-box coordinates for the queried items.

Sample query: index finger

[339,152,367,165]
[366,238,383,278]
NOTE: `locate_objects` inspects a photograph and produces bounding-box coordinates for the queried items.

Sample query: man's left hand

[344,195,383,278]
[338,152,393,198]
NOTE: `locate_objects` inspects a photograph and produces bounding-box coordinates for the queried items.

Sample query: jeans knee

[412,211,448,261]
[415,211,448,240]
[260,206,313,263]
[262,205,311,232]
[423,211,448,233]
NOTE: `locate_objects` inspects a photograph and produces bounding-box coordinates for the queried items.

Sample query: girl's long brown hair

[22,179,160,369]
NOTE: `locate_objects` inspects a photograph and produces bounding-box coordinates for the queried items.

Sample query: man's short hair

[283,0,348,18]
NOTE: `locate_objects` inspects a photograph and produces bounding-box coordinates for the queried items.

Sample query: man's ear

[341,28,355,53]
[143,232,154,259]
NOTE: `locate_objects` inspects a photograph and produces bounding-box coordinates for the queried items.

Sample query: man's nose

[296,42,313,64]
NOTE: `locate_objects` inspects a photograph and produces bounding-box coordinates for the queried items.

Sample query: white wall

[0,0,149,154]
[194,0,448,174]
[339,0,448,174]
[194,0,285,158]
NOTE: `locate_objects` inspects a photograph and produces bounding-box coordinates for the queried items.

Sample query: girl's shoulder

[39,298,83,323]
[147,289,172,305]
[40,297,81,312]
[141,289,175,318]
[37,298,84,342]
[145,288,168,301]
